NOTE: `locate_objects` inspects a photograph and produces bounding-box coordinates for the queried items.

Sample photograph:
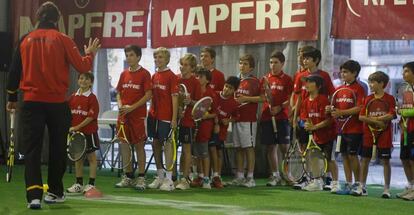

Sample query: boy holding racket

[175,54,202,190]
[301,75,338,191]
[398,62,414,200]
[200,47,225,91]
[227,54,261,188]
[327,60,365,195]
[358,71,395,198]
[210,76,241,188]
[66,72,100,195]
[114,45,152,190]
[260,51,293,186]
[147,47,179,191]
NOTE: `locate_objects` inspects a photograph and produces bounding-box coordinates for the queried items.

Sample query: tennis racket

[263,77,277,134]
[103,118,133,170]
[67,131,87,161]
[396,82,414,146]
[163,127,177,171]
[330,88,356,152]
[6,111,15,182]
[236,77,260,107]
[178,84,189,121]
[366,98,389,161]
[302,130,328,179]
[192,96,213,140]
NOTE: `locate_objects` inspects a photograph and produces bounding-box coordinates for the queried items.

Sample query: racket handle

[371,145,377,161]
[335,135,342,153]
[271,116,277,133]
[10,112,15,129]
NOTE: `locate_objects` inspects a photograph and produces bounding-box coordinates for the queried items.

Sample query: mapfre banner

[151,0,319,48]
[11,0,150,48]
[331,0,414,39]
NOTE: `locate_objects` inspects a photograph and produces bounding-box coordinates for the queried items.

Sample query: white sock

[272,172,280,177]
[237,172,244,179]
[247,172,254,179]
[165,171,172,180]
[199,173,204,178]
[213,172,219,177]
[157,169,164,179]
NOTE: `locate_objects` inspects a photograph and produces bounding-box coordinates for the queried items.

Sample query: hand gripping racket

[366,98,389,161]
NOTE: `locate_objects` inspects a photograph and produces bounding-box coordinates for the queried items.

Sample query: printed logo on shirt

[122,80,141,90]
[271,83,284,91]
[336,94,354,103]
[217,107,229,118]
[308,110,320,118]
[368,109,387,117]
[154,83,167,90]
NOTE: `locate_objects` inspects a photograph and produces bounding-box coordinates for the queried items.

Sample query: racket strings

[304,148,327,179]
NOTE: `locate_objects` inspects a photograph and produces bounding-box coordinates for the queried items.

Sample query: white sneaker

[176,178,190,190]
[396,187,413,198]
[115,175,134,188]
[303,179,323,191]
[27,199,41,209]
[225,177,245,187]
[135,177,146,191]
[202,177,211,189]
[66,183,83,194]
[83,184,95,193]
[242,177,256,188]
[330,181,340,193]
[159,179,175,191]
[148,177,163,189]
[293,177,309,190]
[266,176,281,187]
[44,192,65,204]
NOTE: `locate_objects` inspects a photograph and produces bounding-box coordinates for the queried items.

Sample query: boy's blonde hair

[240,54,255,69]
[154,47,170,64]
[180,53,197,70]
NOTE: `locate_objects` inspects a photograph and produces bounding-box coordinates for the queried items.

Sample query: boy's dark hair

[240,54,255,68]
[225,76,240,90]
[79,72,95,83]
[302,47,322,66]
[201,47,216,59]
[36,1,61,24]
[340,60,361,77]
[124,45,142,57]
[270,51,285,63]
[195,67,212,82]
[368,71,389,88]
[403,61,414,72]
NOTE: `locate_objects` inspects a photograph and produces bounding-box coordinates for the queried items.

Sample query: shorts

[85,132,99,153]
[147,116,171,141]
[117,117,147,144]
[193,142,209,158]
[339,134,362,155]
[178,126,194,144]
[400,132,414,160]
[260,119,290,145]
[232,122,257,148]
[208,133,220,147]
[317,141,334,161]
[361,147,392,160]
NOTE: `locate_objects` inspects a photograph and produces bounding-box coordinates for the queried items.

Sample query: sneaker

[202,177,211,189]
[330,181,340,193]
[211,176,224,189]
[382,191,391,199]
[27,199,41,209]
[303,179,323,191]
[350,183,362,196]
[401,189,414,201]
[242,177,256,188]
[362,186,368,196]
[44,192,65,204]
[323,177,332,191]
[115,175,134,188]
[266,176,281,187]
[83,184,95,193]
[225,177,245,187]
[176,178,190,190]
[148,177,163,189]
[396,187,413,199]
[190,177,203,188]
[66,183,83,194]
[293,177,309,190]
[159,179,175,191]
[134,177,146,191]
[336,182,351,195]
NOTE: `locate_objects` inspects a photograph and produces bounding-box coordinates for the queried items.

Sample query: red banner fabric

[11,0,150,48]
[151,0,319,48]
[331,0,414,39]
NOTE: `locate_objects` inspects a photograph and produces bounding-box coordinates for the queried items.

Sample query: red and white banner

[11,0,150,48]
[331,0,414,39]
[151,0,319,48]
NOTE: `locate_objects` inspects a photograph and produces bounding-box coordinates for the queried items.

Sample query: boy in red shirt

[260,51,293,186]
[358,71,396,198]
[114,45,152,190]
[175,54,202,190]
[147,47,179,191]
[66,73,100,195]
[200,47,225,91]
[301,75,338,191]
